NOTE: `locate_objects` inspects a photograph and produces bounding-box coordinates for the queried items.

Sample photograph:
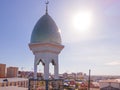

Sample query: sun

[73,11,93,31]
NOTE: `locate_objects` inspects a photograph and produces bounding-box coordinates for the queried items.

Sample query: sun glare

[73,11,93,31]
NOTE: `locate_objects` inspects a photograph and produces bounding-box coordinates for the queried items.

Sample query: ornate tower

[29,2,64,80]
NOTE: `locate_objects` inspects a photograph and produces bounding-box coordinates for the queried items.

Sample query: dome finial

[45,0,49,14]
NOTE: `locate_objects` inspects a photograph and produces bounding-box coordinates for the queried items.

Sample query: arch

[37,59,44,79]
[37,59,45,66]
[49,59,57,79]
[51,59,56,65]
[49,63,54,78]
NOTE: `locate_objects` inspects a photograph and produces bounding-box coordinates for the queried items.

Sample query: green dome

[30,14,61,44]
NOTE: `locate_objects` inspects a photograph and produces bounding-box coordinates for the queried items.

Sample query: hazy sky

[0,0,120,75]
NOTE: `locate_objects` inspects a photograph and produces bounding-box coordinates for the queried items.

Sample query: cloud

[105,61,120,66]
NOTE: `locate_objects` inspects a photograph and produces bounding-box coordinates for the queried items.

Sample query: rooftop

[0,86,27,90]
[0,78,28,83]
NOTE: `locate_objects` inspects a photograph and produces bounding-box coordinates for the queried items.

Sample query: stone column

[54,60,59,79]
[34,59,37,79]
[44,62,49,80]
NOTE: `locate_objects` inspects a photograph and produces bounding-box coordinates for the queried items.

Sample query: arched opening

[49,60,55,79]
[37,59,44,79]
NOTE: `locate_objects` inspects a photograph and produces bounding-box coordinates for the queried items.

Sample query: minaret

[29,1,64,80]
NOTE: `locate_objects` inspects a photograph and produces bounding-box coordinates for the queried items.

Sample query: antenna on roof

[45,0,49,14]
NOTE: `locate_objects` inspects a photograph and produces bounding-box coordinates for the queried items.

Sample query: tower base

[28,78,64,90]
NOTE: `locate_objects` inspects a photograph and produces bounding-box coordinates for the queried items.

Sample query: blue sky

[0,0,120,75]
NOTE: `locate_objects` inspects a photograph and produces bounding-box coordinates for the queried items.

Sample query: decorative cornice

[29,43,64,49]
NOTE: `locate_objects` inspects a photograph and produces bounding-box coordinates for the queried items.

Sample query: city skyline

[0,0,120,75]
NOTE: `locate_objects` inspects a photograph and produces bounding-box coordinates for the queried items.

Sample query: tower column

[44,62,49,80]
[54,60,59,79]
[34,59,37,79]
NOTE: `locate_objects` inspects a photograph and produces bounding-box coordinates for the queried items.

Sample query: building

[29,1,64,80]
[0,64,6,78]
[99,79,120,90]
[90,75,120,82]
[76,72,86,80]
[0,78,28,88]
[7,67,18,78]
